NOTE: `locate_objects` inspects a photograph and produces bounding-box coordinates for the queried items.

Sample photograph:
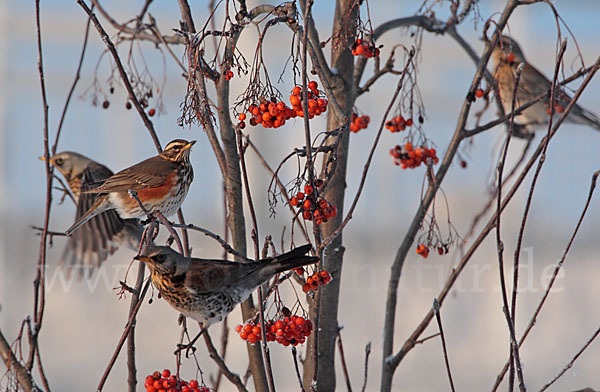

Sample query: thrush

[492,35,600,131]
[48,152,143,277]
[65,139,196,236]
[134,244,319,327]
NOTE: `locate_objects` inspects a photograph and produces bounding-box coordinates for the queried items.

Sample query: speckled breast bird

[134,244,319,326]
[492,35,600,131]
[48,151,143,277]
[65,139,195,236]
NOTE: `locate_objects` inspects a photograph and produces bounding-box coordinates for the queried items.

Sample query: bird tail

[260,244,319,276]
[65,194,110,236]
[570,104,600,131]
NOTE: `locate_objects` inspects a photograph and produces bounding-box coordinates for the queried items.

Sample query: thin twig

[361,342,371,392]
[77,0,162,153]
[97,279,151,391]
[126,262,146,392]
[33,1,51,390]
[0,328,39,392]
[336,330,353,392]
[203,332,248,392]
[433,299,456,392]
[538,327,600,391]
[170,222,251,261]
[386,51,600,379]
[291,347,306,392]
[494,61,526,392]
[491,170,600,391]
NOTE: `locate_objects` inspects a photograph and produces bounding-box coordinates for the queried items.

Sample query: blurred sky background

[1,0,600,391]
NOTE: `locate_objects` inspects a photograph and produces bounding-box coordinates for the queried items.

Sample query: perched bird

[65,139,196,235]
[47,151,143,277]
[134,244,319,326]
[492,35,600,131]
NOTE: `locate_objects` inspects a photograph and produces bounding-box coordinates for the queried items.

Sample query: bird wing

[517,63,551,102]
[85,156,176,193]
[183,260,260,294]
[62,164,137,276]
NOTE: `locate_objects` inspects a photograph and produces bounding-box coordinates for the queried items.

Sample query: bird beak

[134,255,152,263]
[183,140,196,150]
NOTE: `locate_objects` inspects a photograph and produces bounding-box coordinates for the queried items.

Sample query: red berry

[161,369,170,378]
[475,88,484,99]
[308,81,318,91]
[148,108,156,116]
[189,380,199,388]
[304,184,314,195]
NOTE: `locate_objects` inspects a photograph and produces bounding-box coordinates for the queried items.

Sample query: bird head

[134,245,189,276]
[160,139,196,162]
[43,151,94,183]
[491,35,526,66]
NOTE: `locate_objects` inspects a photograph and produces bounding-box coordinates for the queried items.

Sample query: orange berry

[243,324,252,333]
[406,118,413,126]
[235,324,243,333]
[355,45,364,55]
[296,192,305,200]
[262,112,272,122]
[252,106,260,116]
[475,88,484,99]
[247,333,257,344]
[148,108,156,117]
[292,86,302,96]
[239,113,246,121]
[259,103,268,112]
[304,184,314,195]
[507,52,515,62]
[290,95,300,106]
[252,326,261,335]
[308,81,318,91]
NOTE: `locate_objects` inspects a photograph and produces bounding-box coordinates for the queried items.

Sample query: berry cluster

[224,70,234,81]
[415,243,430,258]
[416,242,450,259]
[301,270,332,293]
[350,113,370,133]
[545,98,567,115]
[351,38,380,58]
[389,142,439,169]
[235,316,313,347]
[290,183,337,225]
[243,100,294,129]
[385,115,413,133]
[289,81,328,119]
[144,369,207,392]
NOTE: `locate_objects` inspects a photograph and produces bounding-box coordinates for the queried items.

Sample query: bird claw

[175,342,197,358]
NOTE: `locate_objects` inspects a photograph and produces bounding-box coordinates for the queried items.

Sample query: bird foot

[174,342,197,358]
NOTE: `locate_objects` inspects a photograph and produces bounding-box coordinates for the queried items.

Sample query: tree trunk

[303,1,357,390]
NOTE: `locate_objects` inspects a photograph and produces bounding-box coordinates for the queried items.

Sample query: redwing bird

[65,139,195,236]
[47,151,143,277]
[492,35,600,131]
[134,244,319,326]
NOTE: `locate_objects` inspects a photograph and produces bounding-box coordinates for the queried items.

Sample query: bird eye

[55,157,64,166]
[155,254,165,263]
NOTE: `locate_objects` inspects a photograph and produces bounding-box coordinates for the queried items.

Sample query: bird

[491,35,600,132]
[46,151,143,277]
[134,244,319,327]
[65,139,196,236]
